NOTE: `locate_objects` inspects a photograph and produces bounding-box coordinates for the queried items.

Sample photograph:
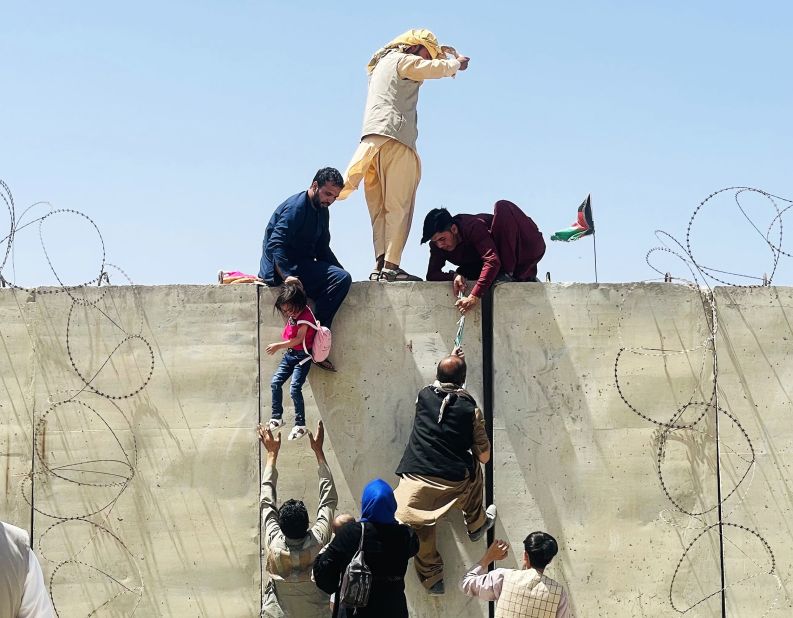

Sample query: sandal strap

[381,268,421,282]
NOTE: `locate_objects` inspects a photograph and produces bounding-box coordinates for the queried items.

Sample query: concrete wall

[2,282,791,617]
[1,285,260,617]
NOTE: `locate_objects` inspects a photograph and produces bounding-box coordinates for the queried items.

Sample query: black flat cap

[421,208,454,243]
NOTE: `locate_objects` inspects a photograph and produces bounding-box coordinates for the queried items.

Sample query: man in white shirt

[460,532,571,618]
[1,520,55,618]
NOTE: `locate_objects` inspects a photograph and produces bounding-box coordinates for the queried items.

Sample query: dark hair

[279,499,309,539]
[523,531,558,570]
[436,355,466,385]
[313,167,344,189]
[421,208,455,244]
[274,283,307,316]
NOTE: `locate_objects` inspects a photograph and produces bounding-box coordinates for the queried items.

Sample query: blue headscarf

[359,479,398,524]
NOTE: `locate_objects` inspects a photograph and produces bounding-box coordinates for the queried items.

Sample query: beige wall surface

[713,287,793,616]
[493,283,725,617]
[2,282,792,617]
[0,289,37,531]
[2,285,260,617]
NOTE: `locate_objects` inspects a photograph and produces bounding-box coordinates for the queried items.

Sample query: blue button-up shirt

[259,191,342,283]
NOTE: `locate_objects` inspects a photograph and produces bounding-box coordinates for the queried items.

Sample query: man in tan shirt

[393,348,496,595]
[338,29,470,282]
[259,421,337,617]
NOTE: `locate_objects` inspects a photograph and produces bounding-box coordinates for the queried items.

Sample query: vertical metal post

[481,288,495,618]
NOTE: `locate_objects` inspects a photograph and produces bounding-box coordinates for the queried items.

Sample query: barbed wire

[1,180,147,616]
[615,187,790,614]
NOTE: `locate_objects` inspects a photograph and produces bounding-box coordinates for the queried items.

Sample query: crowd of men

[253,26,564,618]
[258,349,569,617]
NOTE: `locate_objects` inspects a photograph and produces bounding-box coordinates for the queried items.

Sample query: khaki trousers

[341,136,421,266]
[394,464,486,589]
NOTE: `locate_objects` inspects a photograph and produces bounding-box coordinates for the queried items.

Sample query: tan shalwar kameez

[394,406,490,589]
[339,53,460,267]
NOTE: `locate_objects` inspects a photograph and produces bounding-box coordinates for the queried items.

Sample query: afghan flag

[551,195,594,242]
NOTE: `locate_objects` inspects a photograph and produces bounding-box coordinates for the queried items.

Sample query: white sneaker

[469,505,497,541]
[267,418,284,431]
[288,425,308,440]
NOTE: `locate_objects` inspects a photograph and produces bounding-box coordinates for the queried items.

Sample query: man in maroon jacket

[422,201,546,313]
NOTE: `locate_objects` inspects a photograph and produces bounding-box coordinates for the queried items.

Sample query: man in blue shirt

[259,168,352,371]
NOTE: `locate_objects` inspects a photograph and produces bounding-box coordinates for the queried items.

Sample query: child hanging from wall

[266,278,316,440]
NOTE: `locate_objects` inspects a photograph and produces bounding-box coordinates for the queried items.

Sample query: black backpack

[338,523,373,609]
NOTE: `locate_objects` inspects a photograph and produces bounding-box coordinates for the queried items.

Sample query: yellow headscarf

[366,29,458,74]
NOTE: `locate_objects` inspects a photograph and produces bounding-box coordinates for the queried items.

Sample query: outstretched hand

[258,424,281,457]
[482,539,509,566]
[457,55,470,71]
[309,420,325,461]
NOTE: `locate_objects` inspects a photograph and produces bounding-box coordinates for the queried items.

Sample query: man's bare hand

[457,55,470,71]
[455,294,479,314]
[284,276,302,287]
[483,539,509,564]
[309,420,325,460]
[258,424,281,458]
[452,346,465,360]
[453,275,467,296]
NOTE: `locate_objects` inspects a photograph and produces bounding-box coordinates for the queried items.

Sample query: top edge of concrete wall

[0,282,785,292]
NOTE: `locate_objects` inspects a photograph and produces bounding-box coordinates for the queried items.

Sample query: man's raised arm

[258,424,283,544]
[308,421,338,545]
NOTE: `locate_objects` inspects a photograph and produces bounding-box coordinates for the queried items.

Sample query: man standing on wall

[258,421,338,617]
[0,520,55,617]
[337,29,470,282]
[259,167,352,371]
[393,348,497,595]
[460,533,571,617]
[422,201,546,314]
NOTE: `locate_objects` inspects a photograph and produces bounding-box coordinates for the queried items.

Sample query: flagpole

[592,233,599,283]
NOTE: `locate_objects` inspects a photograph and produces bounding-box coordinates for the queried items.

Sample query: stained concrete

[712,287,793,616]
[492,283,724,617]
[1,282,791,617]
[259,282,488,618]
[0,289,37,530]
[3,286,260,617]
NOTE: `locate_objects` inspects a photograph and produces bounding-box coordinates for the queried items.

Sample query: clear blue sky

[2,1,791,287]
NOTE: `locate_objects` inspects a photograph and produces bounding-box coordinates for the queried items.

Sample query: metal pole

[481,288,495,618]
[593,234,599,283]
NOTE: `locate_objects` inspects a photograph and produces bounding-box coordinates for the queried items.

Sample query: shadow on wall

[27,284,262,617]
[713,287,793,610]
[258,281,488,617]
[258,281,483,505]
[309,283,483,497]
[493,283,725,617]
[308,282,488,618]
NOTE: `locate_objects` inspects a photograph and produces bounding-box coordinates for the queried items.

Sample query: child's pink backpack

[297,307,332,363]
